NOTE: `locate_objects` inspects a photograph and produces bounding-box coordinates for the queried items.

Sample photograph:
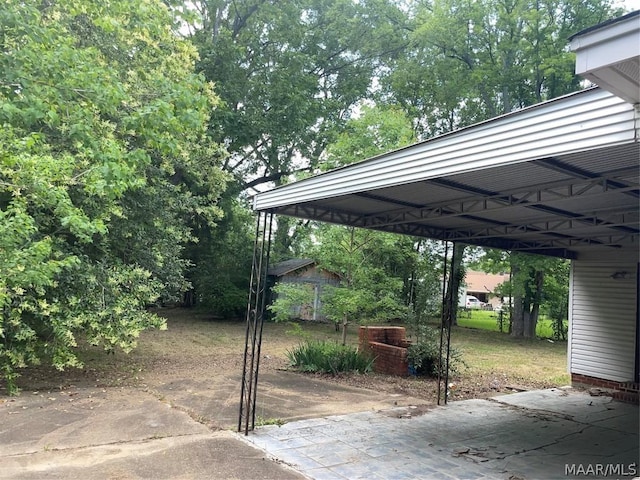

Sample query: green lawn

[457,309,566,339]
[448,325,569,386]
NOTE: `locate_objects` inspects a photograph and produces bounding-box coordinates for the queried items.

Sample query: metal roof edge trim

[568,10,640,43]
[254,89,636,212]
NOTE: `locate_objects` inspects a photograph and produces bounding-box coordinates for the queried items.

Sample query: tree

[185,0,409,258]
[321,105,417,170]
[475,249,569,338]
[185,194,254,315]
[0,0,226,392]
[381,0,622,137]
[315,225,411,343]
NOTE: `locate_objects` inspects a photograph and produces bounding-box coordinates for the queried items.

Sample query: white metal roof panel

[252,88,639,259]
[254,89,635,211]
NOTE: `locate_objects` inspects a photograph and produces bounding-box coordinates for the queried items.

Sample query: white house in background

[251,11,639,397]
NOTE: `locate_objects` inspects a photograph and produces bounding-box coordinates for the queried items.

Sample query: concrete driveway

[0,386,305,480]
[244,388,639,480]
[2,376,637,479]
[0,370,424,480]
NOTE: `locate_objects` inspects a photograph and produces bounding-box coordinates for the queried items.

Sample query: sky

[617,0,640,11]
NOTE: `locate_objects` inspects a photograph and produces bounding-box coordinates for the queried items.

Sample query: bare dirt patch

[2,309,568,426]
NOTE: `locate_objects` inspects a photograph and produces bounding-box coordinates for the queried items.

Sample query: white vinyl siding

[569,261,638,382]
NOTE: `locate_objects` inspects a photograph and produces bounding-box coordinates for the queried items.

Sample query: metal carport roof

[253,87,639,260]
[240,11,640,436]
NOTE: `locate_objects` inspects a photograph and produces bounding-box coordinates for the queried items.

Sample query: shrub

[286,340,374,374]
[406,327,465,377]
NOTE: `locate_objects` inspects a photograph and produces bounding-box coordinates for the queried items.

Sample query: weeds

[407,326,466,377]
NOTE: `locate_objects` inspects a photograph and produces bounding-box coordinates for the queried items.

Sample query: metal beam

[359,168,639,230]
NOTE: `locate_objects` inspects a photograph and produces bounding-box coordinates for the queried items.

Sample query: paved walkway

[242,388,639,480]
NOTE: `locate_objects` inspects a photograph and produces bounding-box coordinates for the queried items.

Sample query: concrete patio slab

[243,388,639,480]
[0,387,305,480]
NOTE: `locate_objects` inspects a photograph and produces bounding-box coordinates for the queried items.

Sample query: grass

[449,326,569,385]
[457,309,567,339]
[267,315,569,386]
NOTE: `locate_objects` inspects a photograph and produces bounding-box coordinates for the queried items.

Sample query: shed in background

[267,259,340,321]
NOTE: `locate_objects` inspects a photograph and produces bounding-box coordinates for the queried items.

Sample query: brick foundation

[359,326,410,376]
[571,373,639,404]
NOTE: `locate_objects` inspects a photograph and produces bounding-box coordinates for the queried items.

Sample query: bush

[406,327,465,377]
[286,340,374,374]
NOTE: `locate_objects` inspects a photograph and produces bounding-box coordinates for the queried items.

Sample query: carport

[238,11,639,436]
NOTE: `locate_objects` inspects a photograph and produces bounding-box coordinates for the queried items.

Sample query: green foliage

[187,0,410,259]
[186,197,253,315]
[473,249,570,338]
[322,105,416,171]
[268,282,315,323]
[407,326,465,378]
[0,0,225,393]
[313,226,409,327]
[286,340,374,374]
[382,0,622,138]
[541,260,570,340]
[190,0,407,191]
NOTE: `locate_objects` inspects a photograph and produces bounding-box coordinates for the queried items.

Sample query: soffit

[570,11,640,105]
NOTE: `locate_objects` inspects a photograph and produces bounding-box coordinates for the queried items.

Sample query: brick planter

[359,326,410,377]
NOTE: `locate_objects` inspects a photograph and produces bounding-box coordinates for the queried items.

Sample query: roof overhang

[570,11,640,105]
[253,88,639,260]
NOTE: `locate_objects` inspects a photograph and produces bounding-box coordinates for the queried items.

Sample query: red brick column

[359,326,410,376]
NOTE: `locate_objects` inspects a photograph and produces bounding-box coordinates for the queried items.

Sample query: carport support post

[238,211,273,435]
[437,241,449,405]
[437,241,455,405]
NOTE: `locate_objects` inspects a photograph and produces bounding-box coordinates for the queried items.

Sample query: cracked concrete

[243,388,639,479]
[0,386,306,480]
[2,382,636,479]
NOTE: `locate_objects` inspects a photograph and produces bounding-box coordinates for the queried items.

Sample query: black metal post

[238,211,273,434]
[437,241,449,406]
[444,243,458,405]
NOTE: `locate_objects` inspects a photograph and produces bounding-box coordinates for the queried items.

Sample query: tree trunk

[511,264,525,337]
[512,267,544,338]
[524,270,544,338]
[512,300,525,337]
[341,314,348,346]
[443,243,465,328]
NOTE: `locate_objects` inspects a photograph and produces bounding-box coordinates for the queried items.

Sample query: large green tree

[314,225,415,343]
[0,0,226,392]
[475,249,570,338]
[185,0,408,260]
[381,0,622,137]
